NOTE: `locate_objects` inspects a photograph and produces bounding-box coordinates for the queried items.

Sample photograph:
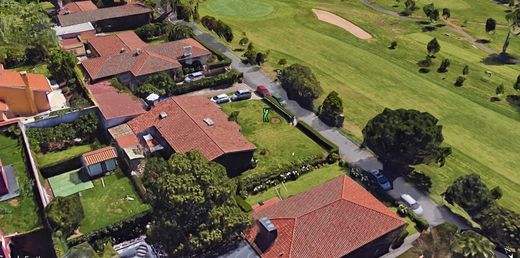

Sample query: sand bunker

[312,9,372,39]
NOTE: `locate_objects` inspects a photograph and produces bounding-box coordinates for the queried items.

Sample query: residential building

[57,3,153,32]
[57,0,98,15]
[246,176,406,258]
[0,229,11,258]
[81,146,118,177]
[81,33,211,89]
[88,80,146,128]
[109,96,256,175]
[0,65,52,120]
[53,22,96,57]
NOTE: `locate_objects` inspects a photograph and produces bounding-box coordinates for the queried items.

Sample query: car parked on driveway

[211,94,231,104]
[272,94,287,106]
[231,89,252,101]
[367,169,392,191]
[256,85,271,97]
[400,193,424,216]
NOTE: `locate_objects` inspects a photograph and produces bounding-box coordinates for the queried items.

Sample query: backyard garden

[0,132,41,235]
[200,0,520,217]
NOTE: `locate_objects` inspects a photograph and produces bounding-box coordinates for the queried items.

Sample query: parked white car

[184,71,204,82]
[211,94,231,104]
[400,193,424,216]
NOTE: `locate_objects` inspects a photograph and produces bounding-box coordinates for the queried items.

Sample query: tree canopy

[45,195,84,237]
[166,24,194,41]
[47,49,77,83]
[486,18,497,34]
[362,108,451,168]
[143,151,251,257]
[451,231,495,258]
[279,63,323,110]
[443,173,495,214]
[319,91,344,127]
[427,38,441,56]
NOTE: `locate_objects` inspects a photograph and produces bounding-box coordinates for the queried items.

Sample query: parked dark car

[256,85,271,97]
[231,89,252,101]
[367,169,392,191]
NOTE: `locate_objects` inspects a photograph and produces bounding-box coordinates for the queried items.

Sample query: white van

[400,194,424,215]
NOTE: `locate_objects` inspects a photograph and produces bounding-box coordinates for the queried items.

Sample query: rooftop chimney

[203,118,214,126]
[135,48,143,56]
[159,112,168,119]
[183,46,192,57]
[254,217,278,252]
[120,48,126,53]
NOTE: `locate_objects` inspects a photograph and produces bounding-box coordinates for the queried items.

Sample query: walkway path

[360,0,497,54]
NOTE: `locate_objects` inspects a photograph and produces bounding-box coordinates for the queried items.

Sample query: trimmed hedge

[170,69,242,95]
[67,211,152,247]
[296,121,339,153]
[193,35,232,69]
[234,194,252,212]
[263,96,295,121]
[238,154,327,197]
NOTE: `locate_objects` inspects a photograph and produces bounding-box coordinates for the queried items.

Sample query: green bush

[414,216,430,231]
[234,195,252,212]
[296,121,339,153]
[46,195,85,237]
[169,70,242,95]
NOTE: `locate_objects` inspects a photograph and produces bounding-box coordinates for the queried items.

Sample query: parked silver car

[400,193,424,216]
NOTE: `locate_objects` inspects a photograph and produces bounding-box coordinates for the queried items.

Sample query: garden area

[76,169,151,234]
[0,132,41,235]
[221,100,326,177]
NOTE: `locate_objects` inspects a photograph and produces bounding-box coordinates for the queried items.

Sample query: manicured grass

[14,63,50,77]
[389,206,419,235]
[221,100,326,177]
[246,164,345,205]
[48,169,94,197]
[200,0,520,216]
[0,134,41,234]
[206,0,274,18]
[36,144,95,168]
[78,169,150,234]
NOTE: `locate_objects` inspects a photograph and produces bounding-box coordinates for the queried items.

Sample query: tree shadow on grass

[476,39,491,44]
[506,94,520,112]
[422,26,437,32]
[482,53,520,65]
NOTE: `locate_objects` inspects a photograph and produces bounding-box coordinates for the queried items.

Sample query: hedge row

[397,202,430,231]
[192,35,232,69]
[296,121,339,153]
[237,154,328,197]
[170,69,243,95]
[263,96,295,121]
[67,210,152,247]
[234,194,252,212]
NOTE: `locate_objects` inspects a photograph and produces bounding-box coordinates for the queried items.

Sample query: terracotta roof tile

[0,69,51,92]
[58,3,152,27]
[58,1,98,15]
[88,31,147,57]
[115,134,140,148]
[127,96,255,160]
[0,101,8,112]
[88,80,146,120]
[82,146,117,166]
[247,176,405,258]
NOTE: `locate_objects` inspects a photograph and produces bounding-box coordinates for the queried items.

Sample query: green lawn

[389,206,419,235]
[78,169,150,234]
[221,100,326,177]
[48,169,94,197]
[200,0,520,216]
[36,144,95,168]
[206,0,274,18]
[246,164,345,205]
[14,63,50,77]
[0,134,41,234]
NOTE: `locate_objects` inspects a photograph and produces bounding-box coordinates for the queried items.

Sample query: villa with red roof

[88,80,146,128]
[246,176,406,258]
[0,64,52,121]
[81,32,211,90]
[58,0,98,15]
[109,96,256,175]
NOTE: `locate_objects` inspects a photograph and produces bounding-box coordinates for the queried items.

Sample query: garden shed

[81,146,118,177]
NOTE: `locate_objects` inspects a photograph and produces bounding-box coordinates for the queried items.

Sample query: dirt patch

[312,9,373,39]
[270,117,281,124]
[8,199,18,207]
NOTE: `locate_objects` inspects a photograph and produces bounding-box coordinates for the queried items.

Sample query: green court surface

[49,169,94,197]
[206,0,274,18]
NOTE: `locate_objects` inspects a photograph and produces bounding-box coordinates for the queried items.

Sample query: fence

[26,107,97,129]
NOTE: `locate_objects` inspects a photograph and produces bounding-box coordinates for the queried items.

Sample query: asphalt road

[179,20,507,258]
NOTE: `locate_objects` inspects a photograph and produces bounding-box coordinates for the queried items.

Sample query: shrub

[389,41,397,49]
[169,70,242,95]
[135,23,161,42]
[462,65,469,75]
[391,229,409,249]
[319,91,344,127]
[234,195,252,212]
[166,23,194,41]
[491,186,503,200]
[326,152,340,164]
[455,75,466,87]
[46,195,84,237]
[437,58,450,73]
[239,37,249,46]
[279,63,323,110]
[228,111,240,122]
[136,83,165,98]
[404,170,432,192]
[201,15,218,31]
[414,216,430,231]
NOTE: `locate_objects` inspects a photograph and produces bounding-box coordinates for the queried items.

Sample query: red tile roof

[88,80,146,120]
[81,37,210,81]
[0,69,51,92]
[247,176,405,258]
[88,31,147,57]
[127,96,256,160]
[58,3,152,27]
[0,101,8,112]
[82,146,118,166]
[58,1,98,15]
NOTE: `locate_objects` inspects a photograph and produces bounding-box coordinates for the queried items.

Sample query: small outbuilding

[81,146,118,177]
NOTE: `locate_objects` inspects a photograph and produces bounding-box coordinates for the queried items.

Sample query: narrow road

[360,0,497,54]
[180,21,507,258]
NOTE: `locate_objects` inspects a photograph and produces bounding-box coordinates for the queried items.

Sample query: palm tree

[451,231,496,258]
[414,223,458,258]
[502,5,520,54]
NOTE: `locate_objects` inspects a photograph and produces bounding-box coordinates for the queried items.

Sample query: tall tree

[427,38,441,57]
[451,231,495,258]
[443,173,495,215]
[143,152,251,257]
[437,58,451,73]
[442,8,451,19]
[486,18,496,34]
[47,49,77,84]
[319,91,344,127]
[362,108,452,168]
[279,63,323,110]
[166,24,194,41]
[502,6,520,54]
[45,195,84,238]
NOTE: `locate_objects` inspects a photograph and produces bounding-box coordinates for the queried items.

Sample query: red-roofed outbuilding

[246,176,406,258]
